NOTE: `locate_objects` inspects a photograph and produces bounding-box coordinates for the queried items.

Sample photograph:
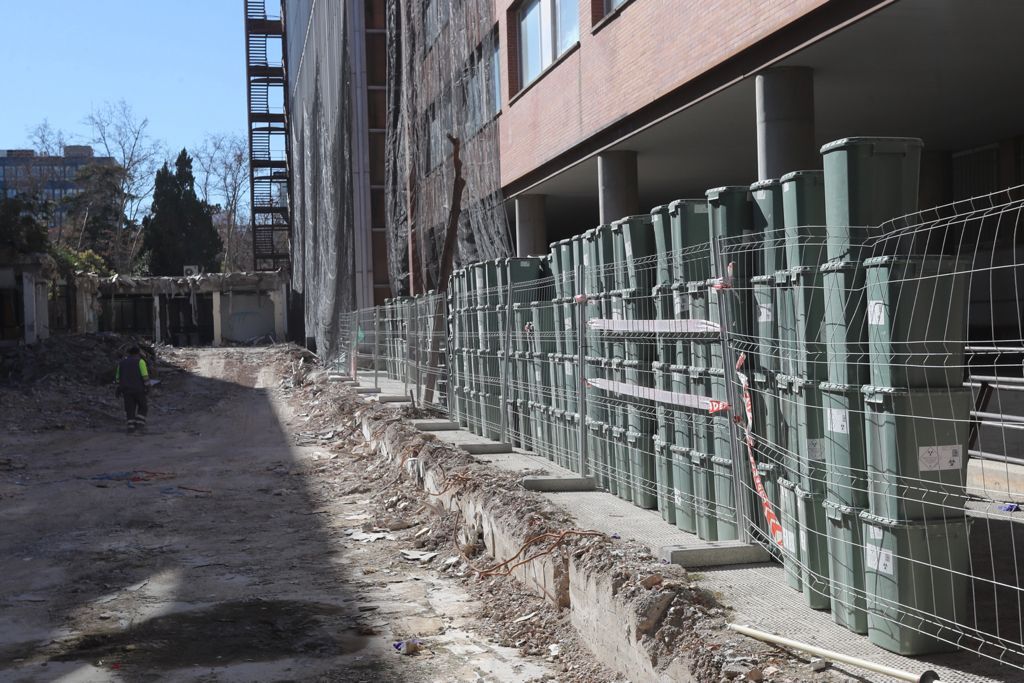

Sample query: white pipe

[726,623,940,683]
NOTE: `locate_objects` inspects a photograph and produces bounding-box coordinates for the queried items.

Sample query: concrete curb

[351,400,705,682]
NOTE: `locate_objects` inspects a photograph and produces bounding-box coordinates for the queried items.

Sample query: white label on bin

[674,490,683,506]
[865,544,895,576]
[783,183,793,193]
[695,204,708,214]
[758,303,773,323]
[918,444,963,472]
[868,300,887,326]
[783,528,796,554]
[674,296,686,317]
[754,190,768,201]
[565,361,574,378]
[564,316,573,330]
[827,408,850,434]
[807,438,825,461]
[800,528,809,554]
[625,239,634,262]
[868,525,884,540]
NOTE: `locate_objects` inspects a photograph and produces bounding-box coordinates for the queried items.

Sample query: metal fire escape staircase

[245,0,290,271]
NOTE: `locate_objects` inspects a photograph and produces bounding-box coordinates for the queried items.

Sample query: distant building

[0,145,117,235]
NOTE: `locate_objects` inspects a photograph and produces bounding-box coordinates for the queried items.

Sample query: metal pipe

[969,449,1024,467]
[726,624,940,683]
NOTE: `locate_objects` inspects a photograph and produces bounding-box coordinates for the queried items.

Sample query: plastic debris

[999,503,1021,512]
[393,639,421,655]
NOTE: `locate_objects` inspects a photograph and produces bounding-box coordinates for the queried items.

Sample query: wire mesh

[341,185,1024,674]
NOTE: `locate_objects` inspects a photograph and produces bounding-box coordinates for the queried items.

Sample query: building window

[491,40,501,115]
[518,0,578,89]
[606,0,627,12]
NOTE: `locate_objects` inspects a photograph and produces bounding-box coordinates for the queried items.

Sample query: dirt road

[0,348,560,682]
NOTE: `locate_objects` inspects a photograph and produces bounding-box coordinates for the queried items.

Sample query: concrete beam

[521,476,597,492]
[515,195,548,257]
[660,540,771,568]
[598,151,639,224]
[410,419,460,431]
[271,285,288,341]
[756,67,817,180]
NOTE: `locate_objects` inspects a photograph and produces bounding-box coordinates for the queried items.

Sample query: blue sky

[0,0,248,156]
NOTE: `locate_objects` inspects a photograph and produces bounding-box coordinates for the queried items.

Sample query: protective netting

[285,0,356,358]
[384,0,513,297]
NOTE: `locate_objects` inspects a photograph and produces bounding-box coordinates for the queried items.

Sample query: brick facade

[496,0,830,188]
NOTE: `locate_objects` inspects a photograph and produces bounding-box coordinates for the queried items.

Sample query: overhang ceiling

[527,0,1024,239]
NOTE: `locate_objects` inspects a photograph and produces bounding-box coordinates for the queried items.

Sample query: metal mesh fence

[339,182,1024,673]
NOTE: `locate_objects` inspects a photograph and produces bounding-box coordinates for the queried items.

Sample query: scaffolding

[244,0,290,272]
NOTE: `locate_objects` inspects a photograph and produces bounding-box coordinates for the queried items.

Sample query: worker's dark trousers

[123,390,148,430]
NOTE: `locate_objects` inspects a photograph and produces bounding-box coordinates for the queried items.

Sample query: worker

[115,345,150,433]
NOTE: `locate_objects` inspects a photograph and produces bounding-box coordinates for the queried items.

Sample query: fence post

[499,276,514,444]
[576,264,588,477]
[373,307,380,389]
[711,236,755,546]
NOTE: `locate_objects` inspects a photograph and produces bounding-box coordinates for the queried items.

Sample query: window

[606,0,627,12]
[491,40,501,114]
[518,0,578,89]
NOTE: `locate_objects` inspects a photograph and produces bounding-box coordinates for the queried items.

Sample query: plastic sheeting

[284,0,356,358]
[384,0,513,296]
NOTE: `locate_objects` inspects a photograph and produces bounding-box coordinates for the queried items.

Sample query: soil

[0,346,559,682]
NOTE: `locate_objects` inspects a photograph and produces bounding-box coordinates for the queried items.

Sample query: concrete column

[21,272,37,345]
[271,285,288,341]
[35,281,49,341]
[598,151,639,224]
[153,295,161,345]
[515,195,548,257]
[756,67,817,180]
[212,291,222,347]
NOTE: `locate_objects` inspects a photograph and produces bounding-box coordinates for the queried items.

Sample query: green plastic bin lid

[686,280,707,291]
[686,366,710,377]
[652,361,667,371]
[611,214,653,227]
[610,425,626,436]
[705,185,750,200]
[710,455,733,467]
[822,498,860,516]
[669,364,689,373]
[752,370,770,383]
[609,358,624,368]
[650,204,670,214]
[819,136,924,155]
[794,485,824,501]
[689,450,711,464]
[707,367,726,378]
[668,198,704,211]
[773,269,792,283]
[652,283,671,294]
[779,169,824,183]
[749,178,781,191]
[789,265,821,279]
[756,460,778,474]
[858,508,969,530]
[778,476,798,491]
[669,445,690,455]
[777,374,815,391]
[862,254,966,269]
[819,258,860,273]
[818,381,860,393]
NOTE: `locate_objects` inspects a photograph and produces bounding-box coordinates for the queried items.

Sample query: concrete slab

[660,541,771,568]
[374,394,412,403]
[354,387,382,395]
[410,419,460,431]
[967,458,1024,503]
[521,476,597,493]
[543,491,702,555]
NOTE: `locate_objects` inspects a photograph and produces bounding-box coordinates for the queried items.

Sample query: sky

[0,0,249,157]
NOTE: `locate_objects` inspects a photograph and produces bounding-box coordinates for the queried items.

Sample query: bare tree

[85,100,163,273]
[28,120,69,156]
[193,133,251,271]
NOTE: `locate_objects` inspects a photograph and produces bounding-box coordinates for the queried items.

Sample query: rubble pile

[0,334,168,432]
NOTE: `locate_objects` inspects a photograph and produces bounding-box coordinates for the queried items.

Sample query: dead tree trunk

[423,134,464,404]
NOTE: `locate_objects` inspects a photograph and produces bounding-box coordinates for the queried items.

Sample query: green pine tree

[142,149,223,275]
